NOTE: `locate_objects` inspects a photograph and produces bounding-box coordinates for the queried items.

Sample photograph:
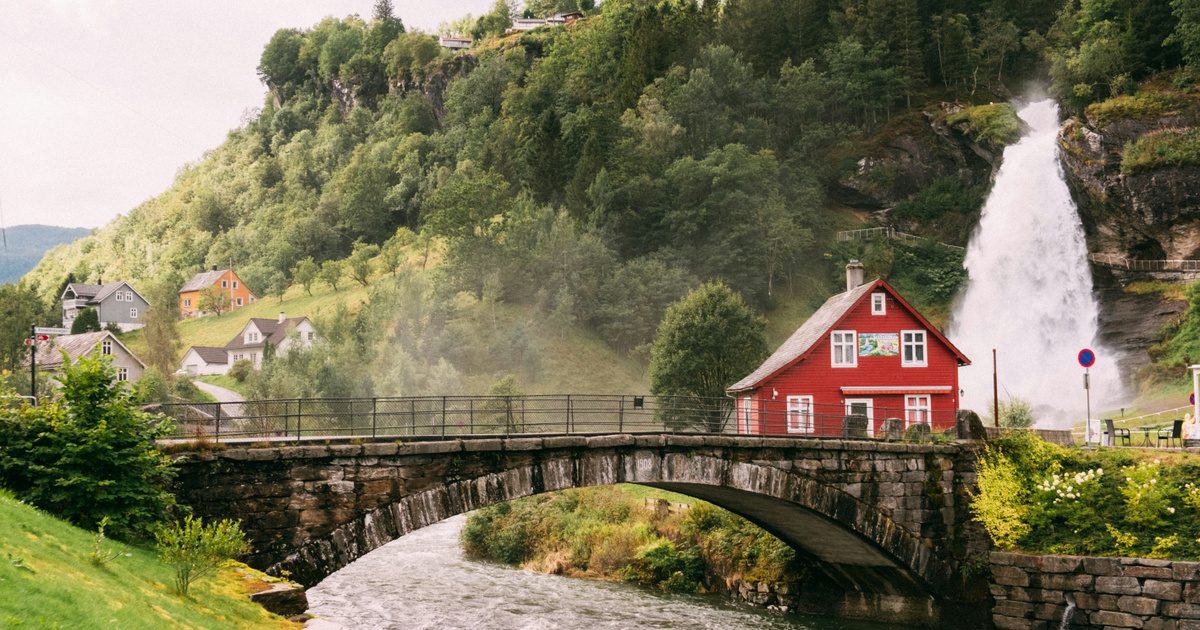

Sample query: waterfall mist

[949,99,1123,425]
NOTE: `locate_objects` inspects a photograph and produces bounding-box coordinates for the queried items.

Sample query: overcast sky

[0,0,493,229]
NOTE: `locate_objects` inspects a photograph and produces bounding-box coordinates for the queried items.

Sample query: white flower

[1169,507,1176,514]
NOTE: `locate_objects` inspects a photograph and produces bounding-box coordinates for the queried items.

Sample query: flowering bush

[973,434,1200,559]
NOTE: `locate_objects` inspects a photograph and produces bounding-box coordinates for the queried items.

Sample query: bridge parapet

[171,434,988,626]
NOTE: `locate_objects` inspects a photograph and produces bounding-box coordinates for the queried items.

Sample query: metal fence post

[441,396,447,437]
[410,398,416,436]
[469,399,474,434]
[296,398,303,443]
[214,402,221,442]
[567,394,572,433]
[618,396,624,433]
[372,397,378,439]
[505,396,513,435]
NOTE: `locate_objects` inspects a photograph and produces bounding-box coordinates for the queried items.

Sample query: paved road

[193,380,245,404]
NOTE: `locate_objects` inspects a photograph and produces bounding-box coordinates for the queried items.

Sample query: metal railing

[1088,254,1200,272]
[835,227,965,251]
[153,395,960,444]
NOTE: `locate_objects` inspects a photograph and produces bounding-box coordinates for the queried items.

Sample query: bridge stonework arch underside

[172,435,990,626]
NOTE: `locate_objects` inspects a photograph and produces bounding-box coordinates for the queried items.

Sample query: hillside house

[179,267,257,317]
[507,12,583,33]
[60,281,149,331]
[180,312,317,375]
[438,35,472,50]
[727,261,970,437]
[30,331,145,385]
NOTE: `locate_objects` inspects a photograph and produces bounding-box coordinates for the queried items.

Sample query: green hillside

[0,489,296,629]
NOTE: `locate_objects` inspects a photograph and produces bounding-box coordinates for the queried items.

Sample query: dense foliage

[972,432,1200,559]
[155,516,250,597]
[0,354,177,540]
[461,486,803,594]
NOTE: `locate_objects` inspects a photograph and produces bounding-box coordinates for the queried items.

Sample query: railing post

[441,396,447,437]
[283,401,288,439]
[618,396,624,433]
[372,397,377,439]
[469,399,474,434]
[214,402,221,442]
[566,394,572,433]
[410,398,416,436]
[296,398,303,443]
[521,399,526,432]
[505,396,513,435]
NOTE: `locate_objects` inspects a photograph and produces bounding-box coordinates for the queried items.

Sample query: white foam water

[949,99,1121,427]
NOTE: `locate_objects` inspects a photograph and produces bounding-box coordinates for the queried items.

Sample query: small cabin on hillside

[60,281,149,332]
[179,267,257,317]
[30,331,145,385]
[727,261,970,437]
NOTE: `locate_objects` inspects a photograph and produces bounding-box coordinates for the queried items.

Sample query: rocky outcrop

[831,103,1007,210]
[1058,105,1200,262]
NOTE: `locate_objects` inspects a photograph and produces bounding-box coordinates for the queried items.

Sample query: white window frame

[124,291,133,301]
[236,297,244,306]
[129,308,138,319]
[901,330,927,367]
[233,280,239,289]
[183,298,191,308]
[844,398,875,434]
[101,340,112,355]
[905,395,932,427]
[786,395,814,434]
[116,367,128,382]
[831,330,857,367]
[221,280,228,288]
[871,293,886,315]
[115,292,125,302]
[307,331,315,341]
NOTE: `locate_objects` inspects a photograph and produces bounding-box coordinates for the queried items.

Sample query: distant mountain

[0,225,91,284]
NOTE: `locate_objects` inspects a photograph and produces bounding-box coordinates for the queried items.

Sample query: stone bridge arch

[172,435,987,626]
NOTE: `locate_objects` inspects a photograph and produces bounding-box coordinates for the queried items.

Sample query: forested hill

[19,0,1195,354]
[0,225,90,284]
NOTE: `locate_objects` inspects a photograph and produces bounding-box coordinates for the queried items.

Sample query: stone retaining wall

[990,551,1200,629]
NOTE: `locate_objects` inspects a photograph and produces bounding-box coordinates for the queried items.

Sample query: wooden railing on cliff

[1088,253,1200,272]
[835,227,965,251]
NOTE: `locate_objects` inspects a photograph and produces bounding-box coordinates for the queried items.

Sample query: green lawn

[0,489,297,629]
[196,375,251,398]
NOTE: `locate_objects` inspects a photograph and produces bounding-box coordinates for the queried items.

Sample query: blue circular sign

[1078,348,1096,368]
[1191,392,1195,406]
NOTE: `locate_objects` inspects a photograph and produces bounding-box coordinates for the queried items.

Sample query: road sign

[1191,392,1195,406]
[34,327,68,336]
[1078,348,1096,368]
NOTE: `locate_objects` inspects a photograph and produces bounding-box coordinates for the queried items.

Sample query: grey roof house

[31,330,146,385]
[61,281,150,332]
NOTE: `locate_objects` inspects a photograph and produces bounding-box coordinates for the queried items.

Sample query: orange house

[179,267,257,317]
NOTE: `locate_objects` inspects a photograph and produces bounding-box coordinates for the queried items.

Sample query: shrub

[0,354,176,539]
[88,517,127,567]
[997,397,1034,428]
[228,359,255,383]
[970,451,1030,549]
[946,103,1022,147]
[154,516,249,597]
[1121,127,1200,174]
[1086,92,1187,127]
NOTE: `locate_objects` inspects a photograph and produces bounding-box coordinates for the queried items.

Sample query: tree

[320,259,345,292]
[293,257,319,296]
[380,228,414,275]
[0,283,51,372]
[197,286,229,316]
[473,0,516,40]
[648,282,767,432]
[348,241,380,286]
[1170,0,1200,68]
[155,516,249,596]
[70,308,101,334]
[0,353,177,539]
[142,280,182,376]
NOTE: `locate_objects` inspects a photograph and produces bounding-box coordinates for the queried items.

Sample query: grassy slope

[0,490,296,629]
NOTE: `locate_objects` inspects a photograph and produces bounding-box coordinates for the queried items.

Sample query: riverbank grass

[0,489,297,629]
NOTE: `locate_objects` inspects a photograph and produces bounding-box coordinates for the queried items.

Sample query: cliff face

[1058,106,1200,261]
[831,103,1006,212]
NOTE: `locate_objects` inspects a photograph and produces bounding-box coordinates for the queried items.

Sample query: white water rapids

[949,99,1121,425]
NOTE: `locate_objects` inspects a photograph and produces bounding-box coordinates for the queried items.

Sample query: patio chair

[1158,419,1184,448]
[1105,418,1130,446]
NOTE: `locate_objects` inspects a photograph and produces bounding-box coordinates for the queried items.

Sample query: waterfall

[949,99,1121,425]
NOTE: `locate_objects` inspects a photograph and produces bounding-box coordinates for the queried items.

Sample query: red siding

[741,290,961,437]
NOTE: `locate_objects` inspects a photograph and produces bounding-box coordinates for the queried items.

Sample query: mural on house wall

[858,333,899,357]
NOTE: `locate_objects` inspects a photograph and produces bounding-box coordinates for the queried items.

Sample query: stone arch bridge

[172,434,990,626]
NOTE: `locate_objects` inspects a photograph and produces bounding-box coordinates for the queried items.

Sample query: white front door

[845,398,874,435]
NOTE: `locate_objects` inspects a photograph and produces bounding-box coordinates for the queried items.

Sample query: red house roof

[727,278,970,393]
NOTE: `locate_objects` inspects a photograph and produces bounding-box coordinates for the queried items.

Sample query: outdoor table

[1138,426,1156,447]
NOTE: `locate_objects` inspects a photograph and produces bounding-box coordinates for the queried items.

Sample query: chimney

[278,311,286,323]
[211,265,217,272]
[845,260,865,291]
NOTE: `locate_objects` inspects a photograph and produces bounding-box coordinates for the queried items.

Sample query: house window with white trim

[116,367,128,382]
[905,395,931,427]
[902,330,927,367]
[831,330,857,367]
[183,298,191,307]
[130,308,138,318]
[787,395,814,433]
[871,293,886,315]
[221,280,228,288]
[115,292,124,301]
[233,280,238,289]
[236,297,243,306]
[101,340,112,355]
[124,291,133,301]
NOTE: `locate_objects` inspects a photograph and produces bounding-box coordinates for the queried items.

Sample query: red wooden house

[727,261,970,437]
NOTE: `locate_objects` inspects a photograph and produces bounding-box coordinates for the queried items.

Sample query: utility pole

[992,348,999,427]
[29,324,36,404]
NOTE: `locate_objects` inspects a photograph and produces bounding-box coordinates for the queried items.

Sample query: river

[306,515,905,630]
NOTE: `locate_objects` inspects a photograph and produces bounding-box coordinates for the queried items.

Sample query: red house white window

[787,395,814,433]
[831,331,857,367]
[871,293,886,315]
[905,395,931,427]
[902,330,927,367]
